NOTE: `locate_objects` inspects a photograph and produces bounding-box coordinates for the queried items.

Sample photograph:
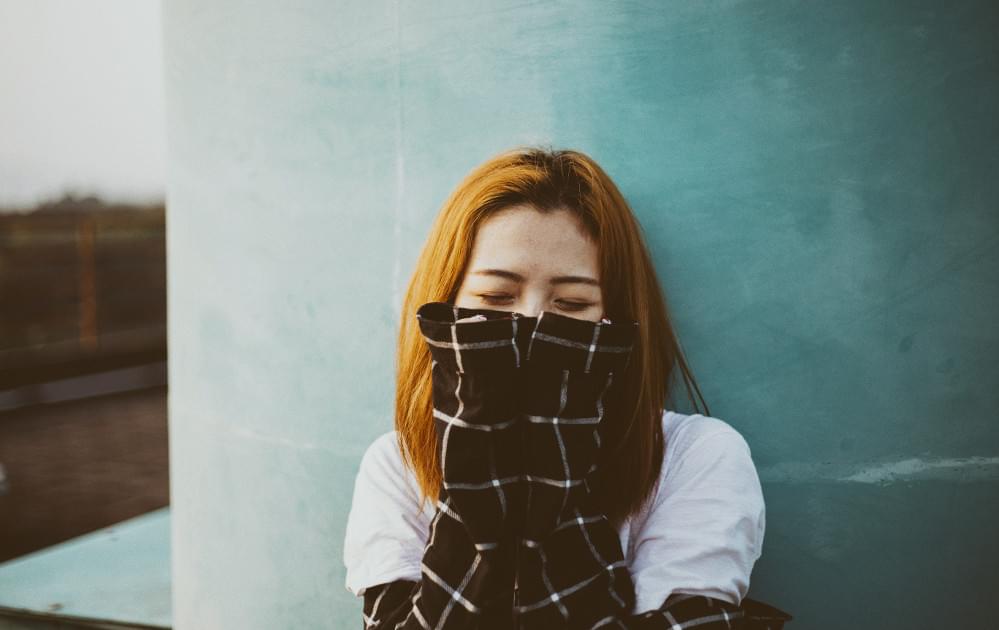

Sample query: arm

[365,583,766,630]
[512,311,749,629]
[360,304,788,628]
[360,302,526,628]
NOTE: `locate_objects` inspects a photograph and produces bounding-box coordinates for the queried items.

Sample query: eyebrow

[470,268,600,287]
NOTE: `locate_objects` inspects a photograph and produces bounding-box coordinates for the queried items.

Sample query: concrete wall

[163,1,999,628]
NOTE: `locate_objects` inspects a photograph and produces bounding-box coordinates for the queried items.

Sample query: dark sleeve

[513,310,757,629]
[364,584,755,629]
[364,585,791,630]
[359,302,526,629]
[362,303,793,629]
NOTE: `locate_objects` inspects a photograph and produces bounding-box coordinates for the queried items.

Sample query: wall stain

[760,456,999,484]
[897,332,915,353]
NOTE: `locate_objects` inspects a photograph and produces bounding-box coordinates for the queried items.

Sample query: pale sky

[0,0,165,208]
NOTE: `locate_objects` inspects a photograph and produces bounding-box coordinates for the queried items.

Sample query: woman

[342,147,791,628]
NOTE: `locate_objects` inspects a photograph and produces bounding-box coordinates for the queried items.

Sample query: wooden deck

[0,386,168,564]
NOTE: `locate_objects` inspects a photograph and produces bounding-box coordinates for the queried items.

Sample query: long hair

[394,145,710,529]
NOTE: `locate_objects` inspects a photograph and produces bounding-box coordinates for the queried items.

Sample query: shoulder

[359,429,406,478]
[342,430,427,597]
[656,409,760,512]
[627,410,765,610]
[349,430,413,510]
[662,410,753,464]
[351,429,427,515]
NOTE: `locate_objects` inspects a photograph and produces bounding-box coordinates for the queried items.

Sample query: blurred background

[0,0,167,564]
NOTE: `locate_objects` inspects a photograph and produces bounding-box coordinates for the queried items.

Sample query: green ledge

[0,508,171,630]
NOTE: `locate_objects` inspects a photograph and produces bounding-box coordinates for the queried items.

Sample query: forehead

[466,205,599,277]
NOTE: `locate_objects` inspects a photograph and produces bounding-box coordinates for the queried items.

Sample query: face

[453,204,605,322]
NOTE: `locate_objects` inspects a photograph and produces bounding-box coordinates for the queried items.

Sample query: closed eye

[477,294,593,312]
[478,294,514,305]
[555,300,593,312]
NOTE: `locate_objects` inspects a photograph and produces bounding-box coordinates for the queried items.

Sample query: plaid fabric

[364,583,791,629]
[513,303,637,628]
[358,301,791,629]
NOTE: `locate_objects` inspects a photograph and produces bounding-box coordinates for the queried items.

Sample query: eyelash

[477,294,593,312]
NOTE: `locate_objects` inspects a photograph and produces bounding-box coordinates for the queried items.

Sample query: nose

[518,297,544,319]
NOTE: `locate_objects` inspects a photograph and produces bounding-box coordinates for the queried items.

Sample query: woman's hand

[394,301,528,626]
[517,311,636,540]
[513,309,640,628]
[418,301,527,546]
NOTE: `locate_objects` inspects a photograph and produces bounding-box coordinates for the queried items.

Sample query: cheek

[449,280,469,304]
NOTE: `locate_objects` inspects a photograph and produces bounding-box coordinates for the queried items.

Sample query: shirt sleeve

[365,581,750,629]
[342,431,426,597]
[629,425,766,612]
[346,301,527,628]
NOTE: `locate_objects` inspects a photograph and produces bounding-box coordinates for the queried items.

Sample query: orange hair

[394,145,710,528]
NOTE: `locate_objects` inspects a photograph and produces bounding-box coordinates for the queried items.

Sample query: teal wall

[163,1,999,628]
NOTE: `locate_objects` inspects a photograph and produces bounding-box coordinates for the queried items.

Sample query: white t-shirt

[342,410,765,613]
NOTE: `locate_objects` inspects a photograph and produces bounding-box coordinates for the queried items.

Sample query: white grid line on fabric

[514,558,617,613]
[420,557,482,616]
[365,584,389,628]
[436,364,462,532]
[444,475,521,490]
[589,614,628,629]
[679,612,744,628]
[668,610,741,629]
[427,504,445,545]
[585,320,602,373]
[588,372,614,478]
[433,407,518,431]
[411,594,430,630]
[573,507,628,610]
[537,543,571,620]
[423,337,516,351]
[553,369,572,523]
[448,314,465,373]
[522,473,584,488]
[437,552,483,629]
[512,317,521,367]
[394,591,427,630]
[532,331,632,354]
[596,372,613,425]
[526,312,543,360]
[552,512,604,534]
[435,498,461,526]
[525,414,601,425]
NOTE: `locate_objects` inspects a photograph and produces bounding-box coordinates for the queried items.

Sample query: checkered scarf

[360,302,791,629]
